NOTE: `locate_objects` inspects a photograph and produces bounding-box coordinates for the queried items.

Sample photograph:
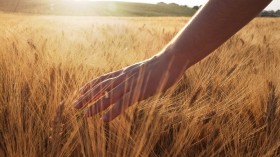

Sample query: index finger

[80,70,123,94]
[79,64,139,94]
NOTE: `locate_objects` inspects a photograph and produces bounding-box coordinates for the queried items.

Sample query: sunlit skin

[73,0,272,122]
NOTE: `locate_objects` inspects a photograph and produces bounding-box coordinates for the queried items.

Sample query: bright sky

[98,0,280,11]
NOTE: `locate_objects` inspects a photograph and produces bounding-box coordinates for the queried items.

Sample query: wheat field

[0,13,280,157]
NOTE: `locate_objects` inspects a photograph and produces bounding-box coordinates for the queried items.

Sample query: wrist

[159,45,192,72]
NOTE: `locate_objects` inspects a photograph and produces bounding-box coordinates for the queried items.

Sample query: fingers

[102,91,136,122]
[74,70,137,109]
[79,70,123,94]
[84,79,133,117]
[79,64,139,94]
[74,62,147,121]
[74,76,124,109]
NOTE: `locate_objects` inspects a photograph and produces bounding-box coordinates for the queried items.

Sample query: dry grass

[0,13,280,157]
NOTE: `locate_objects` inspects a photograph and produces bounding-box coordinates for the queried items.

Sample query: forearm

[162,0,272,70]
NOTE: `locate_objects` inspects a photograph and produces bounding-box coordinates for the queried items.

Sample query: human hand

[73,52,186,122]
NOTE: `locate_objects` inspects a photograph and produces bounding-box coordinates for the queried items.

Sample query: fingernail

[84,110,90,117]
[102,115,109,122]
[73,100,79,108]
[79,87,85,93]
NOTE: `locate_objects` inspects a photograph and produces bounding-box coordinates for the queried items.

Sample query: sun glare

[48,0,120,16]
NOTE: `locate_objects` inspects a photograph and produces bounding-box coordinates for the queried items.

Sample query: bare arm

[162,0,272,71]
[74,0,272,122]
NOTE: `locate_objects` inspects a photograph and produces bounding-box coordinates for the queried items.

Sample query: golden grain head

[0,13,279,157]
